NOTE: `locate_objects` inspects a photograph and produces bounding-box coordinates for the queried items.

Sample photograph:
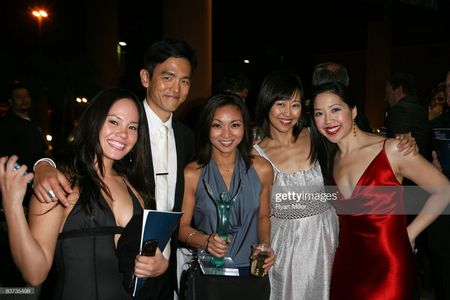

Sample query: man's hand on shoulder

[395,132,419,156]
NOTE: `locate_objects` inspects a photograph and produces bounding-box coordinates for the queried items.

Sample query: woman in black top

[0,88,163,299]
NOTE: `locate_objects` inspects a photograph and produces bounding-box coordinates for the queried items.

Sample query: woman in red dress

[310,82,450,300]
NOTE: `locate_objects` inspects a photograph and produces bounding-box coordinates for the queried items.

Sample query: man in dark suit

[0,81,48,206]
[133,38,197,299]
[32,38,197,299]
[384,72,432,160]
[383,72,432,300]
[427,70,450,300]
[0,81,48,172]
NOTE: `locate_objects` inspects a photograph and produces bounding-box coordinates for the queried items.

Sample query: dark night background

[0,1,449,298]
[0,0,449,155]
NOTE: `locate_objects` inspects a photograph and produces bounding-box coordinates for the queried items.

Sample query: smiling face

[209,104,244,155]
[268,90,302,134]
[140,57,192,122]
[99,98,139,164]
[313,91,356,144]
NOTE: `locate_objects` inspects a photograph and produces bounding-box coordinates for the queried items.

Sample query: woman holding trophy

[179,94,275,299]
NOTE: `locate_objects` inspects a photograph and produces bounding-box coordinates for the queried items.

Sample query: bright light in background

[76,97,88,103]
[118,41,127,46]
[243,59,250,64]
[46,134,52,142]
[32,9,48,18]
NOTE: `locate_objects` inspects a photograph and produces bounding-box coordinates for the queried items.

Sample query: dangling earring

[353,119,356,137]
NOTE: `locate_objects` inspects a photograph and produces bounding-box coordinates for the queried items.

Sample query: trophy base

[198,255,239,276]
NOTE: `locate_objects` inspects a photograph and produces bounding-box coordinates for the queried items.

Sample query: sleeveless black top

[53,186,141,300]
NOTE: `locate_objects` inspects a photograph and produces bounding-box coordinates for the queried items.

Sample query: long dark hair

[60,88,155,216]
[196,94,252,171]
[309,82,367,184]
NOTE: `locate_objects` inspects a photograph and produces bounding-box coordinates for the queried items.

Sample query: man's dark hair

[389,72,417,97]
[389,72,417,96]
[143,38,197,76]
[312,62,350,87]
[217,72,250,95]
[8,81,30,98]
[312,62,373,132]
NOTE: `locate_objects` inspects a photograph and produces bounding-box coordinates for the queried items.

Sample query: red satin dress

[330,145,414,300]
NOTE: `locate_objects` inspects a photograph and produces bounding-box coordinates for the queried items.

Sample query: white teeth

[279,119,292,124]
[108,140,125,149]
[220,140,233,146]
[326,126,339,134]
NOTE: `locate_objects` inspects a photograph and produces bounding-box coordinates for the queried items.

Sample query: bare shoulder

[184,161,202,183]
[28,195,67,232]
[29,195,64,216]
[252,156,274,181]
[383,137,424,172]
[185,161,201,172]
[250,146,260,156]
[384,138,403,158]
[252,155,272,169]
[250,138,266,156]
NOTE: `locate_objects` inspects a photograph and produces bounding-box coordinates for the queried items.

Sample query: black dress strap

[59,226,123,240]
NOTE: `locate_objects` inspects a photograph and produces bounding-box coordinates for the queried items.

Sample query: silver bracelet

[33,158,56,172]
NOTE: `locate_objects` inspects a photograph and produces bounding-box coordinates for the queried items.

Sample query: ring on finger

[47,189,56,199]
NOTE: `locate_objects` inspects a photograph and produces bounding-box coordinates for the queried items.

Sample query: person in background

[427,82,446,120]
[383,72,433,299]
[181,71,252,133]
[0,81,47,178]
[426,70,450,300]
[0,87,159,300]
[310,81,450,300]
[312,62,418,149]
[312,62,350,87]
[430,71,450,129]
[179,94,274,300]
[0,81,49,295]
[216,71,250,102]
[384,72,431,160]
[30,38,198,299]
